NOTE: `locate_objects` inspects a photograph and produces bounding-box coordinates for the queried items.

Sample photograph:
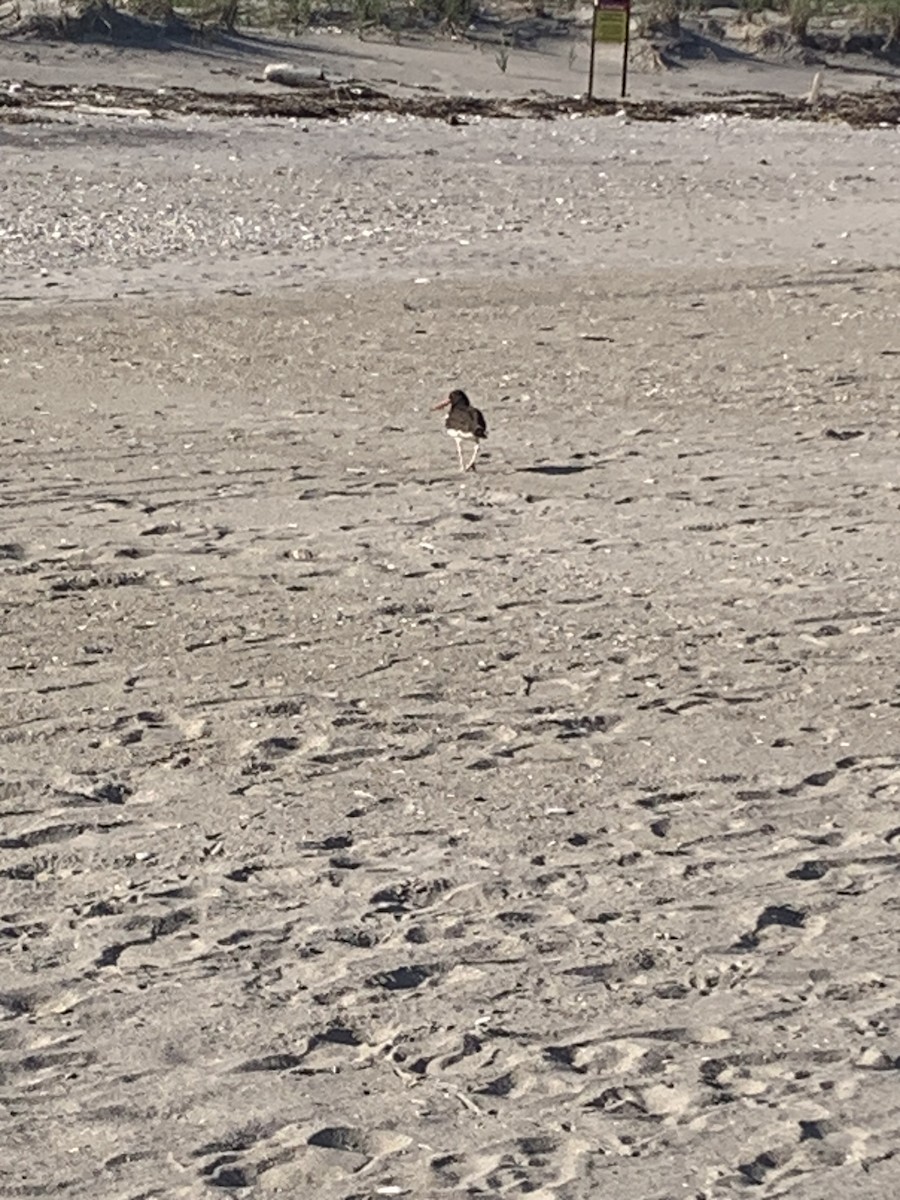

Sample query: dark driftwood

[1,78,899,127]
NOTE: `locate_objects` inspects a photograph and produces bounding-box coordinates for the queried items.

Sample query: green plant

[176,0,242,31]
[352,0,383,24]
[737,0,768,21]
[268,0,313,32]
[349,0,382,27]
[781,0,821,39]
[124,0,176,17]
[857,0,900,45]
[413,0,476,30]
[637,0,681,37]
[218,0,239,28]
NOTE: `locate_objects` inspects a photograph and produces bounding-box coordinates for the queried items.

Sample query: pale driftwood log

[263,63,328,88]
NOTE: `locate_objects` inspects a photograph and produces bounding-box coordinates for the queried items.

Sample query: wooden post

[621,1,630,99]
[588,2,598,103]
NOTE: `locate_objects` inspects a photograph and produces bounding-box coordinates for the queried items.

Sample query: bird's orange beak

[432,398,451,411]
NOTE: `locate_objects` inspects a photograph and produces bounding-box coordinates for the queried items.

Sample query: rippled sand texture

[2,111,900,1200]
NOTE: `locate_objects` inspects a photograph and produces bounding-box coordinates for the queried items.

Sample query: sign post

[587,0,631,102]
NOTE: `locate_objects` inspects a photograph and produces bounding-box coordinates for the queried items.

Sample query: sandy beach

[2,25,900,1199]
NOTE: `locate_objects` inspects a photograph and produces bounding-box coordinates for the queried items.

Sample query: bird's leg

[456,439,466,472]
[466,442,480,472]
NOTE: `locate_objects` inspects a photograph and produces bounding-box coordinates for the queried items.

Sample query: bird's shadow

[517,464,593,476]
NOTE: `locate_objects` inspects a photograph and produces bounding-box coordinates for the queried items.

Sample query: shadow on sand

[518,464,594,476]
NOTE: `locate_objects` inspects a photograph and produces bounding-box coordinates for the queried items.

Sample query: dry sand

[3,10,900,102]
[2,44,900,1200]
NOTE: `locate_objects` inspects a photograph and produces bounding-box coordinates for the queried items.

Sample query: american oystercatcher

[432,389,488,472]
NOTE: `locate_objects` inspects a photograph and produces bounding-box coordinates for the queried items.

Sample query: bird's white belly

[448,429,475,441]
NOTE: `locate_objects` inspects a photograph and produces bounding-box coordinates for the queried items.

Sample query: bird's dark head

[432,389,470,412]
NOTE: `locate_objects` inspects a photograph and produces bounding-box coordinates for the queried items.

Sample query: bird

[432,389,488,472]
